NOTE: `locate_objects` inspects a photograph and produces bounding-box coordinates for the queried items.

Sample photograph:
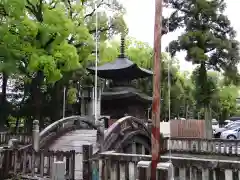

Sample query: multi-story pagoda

[87,36,153,122]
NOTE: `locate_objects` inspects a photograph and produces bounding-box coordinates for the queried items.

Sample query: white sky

[121,0,240,72]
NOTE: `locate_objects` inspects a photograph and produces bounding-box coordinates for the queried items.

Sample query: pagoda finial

[119,34,125,58]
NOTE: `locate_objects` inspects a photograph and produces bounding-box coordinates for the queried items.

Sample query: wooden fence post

[2,149,11,178]
[82,144,93,180]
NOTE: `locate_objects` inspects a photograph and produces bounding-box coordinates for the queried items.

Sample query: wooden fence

[0,148,75,179]
[0,132,31,146]
[170,120,205,138]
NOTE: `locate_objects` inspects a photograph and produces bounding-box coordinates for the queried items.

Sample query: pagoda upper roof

[87,57,153,80]
[87,36,153,80]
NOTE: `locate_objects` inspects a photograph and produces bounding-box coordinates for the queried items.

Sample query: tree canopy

[165,0,240,137]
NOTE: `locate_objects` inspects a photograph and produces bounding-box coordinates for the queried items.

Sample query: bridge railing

[0,148,75,179]
[83,143,240,180]
[20,116,98,150]
[165,137,240,156]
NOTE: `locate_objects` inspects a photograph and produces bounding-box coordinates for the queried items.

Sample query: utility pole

[63,86,66,118]
[151,0,163,179]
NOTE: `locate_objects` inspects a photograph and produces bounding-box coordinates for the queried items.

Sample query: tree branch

[43,33,57,49]
[88,24,114,34]
[84,0,104,19]
[0,4,8,16]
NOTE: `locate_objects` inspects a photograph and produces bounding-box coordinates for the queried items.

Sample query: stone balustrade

[93,150,240,180]
[166,137,240,156]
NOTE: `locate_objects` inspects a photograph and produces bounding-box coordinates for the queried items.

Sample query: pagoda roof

[87,36,153,80]
[101,86,152,102]
[87,57,153,80]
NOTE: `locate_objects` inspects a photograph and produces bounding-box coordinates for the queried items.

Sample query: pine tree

[166,0,240,138]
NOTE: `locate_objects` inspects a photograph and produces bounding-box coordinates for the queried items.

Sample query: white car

[220,126,240,139]
[213,121,240,138]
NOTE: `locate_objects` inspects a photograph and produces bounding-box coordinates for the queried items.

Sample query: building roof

[87,36,153,80]
[87,57,153,80]
[101,86,152,102]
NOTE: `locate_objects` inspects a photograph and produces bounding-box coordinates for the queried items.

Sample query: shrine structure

[87,36,153,125]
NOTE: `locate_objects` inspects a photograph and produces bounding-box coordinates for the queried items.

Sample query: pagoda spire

[119,35,125,58]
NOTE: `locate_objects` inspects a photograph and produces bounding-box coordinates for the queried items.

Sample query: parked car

[220,126,240,139]
[212,119,219,131]
[213,121,240,138]
[223,119,232,125]
[229,116,240,121]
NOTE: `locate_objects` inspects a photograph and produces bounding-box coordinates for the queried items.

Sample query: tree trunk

[204,105,212,139]
[50,82,62,122]
[31,71,44,129]
[14,118,20,134]
[199,63,213,139]
[0,72,8,130]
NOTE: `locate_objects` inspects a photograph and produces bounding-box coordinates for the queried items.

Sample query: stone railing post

[51,161,65,180]
[96,119,105,152]
[32,120,40,152]
[137,161,151,180]
[156,162,174,180]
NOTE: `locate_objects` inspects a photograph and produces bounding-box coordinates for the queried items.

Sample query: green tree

[167,0,240,138]
[0,0,127,129]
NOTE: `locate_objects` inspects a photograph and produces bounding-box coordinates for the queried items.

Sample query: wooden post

[151,0,163,179]
[52,161,65,180]
[82,144,93,180]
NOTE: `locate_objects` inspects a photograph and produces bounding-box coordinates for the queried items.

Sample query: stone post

[32,120,40,152]
[137,161,151,180]
[51,161,65,180]
[156,162,174,180]
[96,119,105,151]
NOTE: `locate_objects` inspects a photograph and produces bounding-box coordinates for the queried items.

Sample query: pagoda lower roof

[87,57,153,80]
[101,86,152,102]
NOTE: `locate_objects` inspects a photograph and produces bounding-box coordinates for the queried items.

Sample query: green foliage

[0,0,127,127]
[67,88,78,104]
[167,0,240,79]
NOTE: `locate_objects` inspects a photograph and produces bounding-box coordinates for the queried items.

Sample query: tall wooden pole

[151,0,163,179]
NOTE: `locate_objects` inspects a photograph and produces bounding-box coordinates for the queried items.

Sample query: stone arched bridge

[17,116,152,179]
[21,116,152,154]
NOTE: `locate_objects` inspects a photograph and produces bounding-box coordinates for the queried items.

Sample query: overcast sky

[120,0,240,72]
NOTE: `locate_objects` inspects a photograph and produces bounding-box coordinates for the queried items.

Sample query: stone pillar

[156,162,174,180]
[51,161,65,180]
[96,119,105,152]
[137,161,151,180]
[32,120,40,152]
